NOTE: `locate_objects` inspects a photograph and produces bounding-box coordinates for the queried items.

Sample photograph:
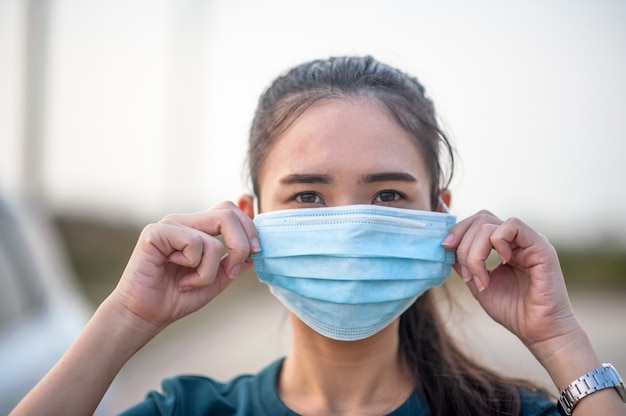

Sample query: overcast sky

[1,0,625,244]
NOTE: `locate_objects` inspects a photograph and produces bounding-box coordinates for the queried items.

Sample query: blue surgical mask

[252,204,456,341]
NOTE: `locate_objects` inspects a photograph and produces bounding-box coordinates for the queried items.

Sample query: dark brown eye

[296,192,322,204]
[374,191,401,203]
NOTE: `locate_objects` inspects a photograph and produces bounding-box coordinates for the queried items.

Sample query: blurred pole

[21,0,50,197]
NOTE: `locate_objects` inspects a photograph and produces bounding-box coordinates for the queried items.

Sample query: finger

[449,211,503,292]
[212,208,256,279]
[452,263,484,300]
[452,263,473,284]
[217,251,255,281]
[211,201,261,253]
[465,223,500,292]
[179,234,226,289]
[490,222,517,265]
[163,202,259,279]
[147,223,225,288]
[453,211,502,267]
[491,217,535,252]
[141,223,207,267]
[164,202,260,252]
[164,230,216,268]
[442,209,498,249]
[490,217,557,269]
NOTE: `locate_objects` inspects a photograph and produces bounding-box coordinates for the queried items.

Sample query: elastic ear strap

[437,196,450,213]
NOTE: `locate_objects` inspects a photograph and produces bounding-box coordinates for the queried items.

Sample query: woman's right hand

[11,201,260,416]
[109,201,260,335]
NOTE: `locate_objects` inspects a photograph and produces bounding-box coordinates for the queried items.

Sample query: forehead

[258,97,430,184]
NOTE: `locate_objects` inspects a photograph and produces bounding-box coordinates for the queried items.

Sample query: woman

[12,56,626,415]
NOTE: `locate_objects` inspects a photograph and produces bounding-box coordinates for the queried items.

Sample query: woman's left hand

[442,210,580,353]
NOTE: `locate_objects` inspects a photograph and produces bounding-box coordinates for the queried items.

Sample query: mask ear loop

[437,196,451,213]
[254,195,260,217]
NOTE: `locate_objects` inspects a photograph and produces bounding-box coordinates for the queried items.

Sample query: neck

[279,313,414,415]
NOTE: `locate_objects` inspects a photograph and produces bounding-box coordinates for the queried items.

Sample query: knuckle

[455,245,469,260]
[216,207,239,224]
[204,236,225,253]
[187,232,204,247]
[160,213,181,224]
[227,241,250,257]
[213,200,237,211]
[137,223,168,251]
[467,257,483,268]
[140,223,161,241]
[477,209,495,218]
[503,217,524,227]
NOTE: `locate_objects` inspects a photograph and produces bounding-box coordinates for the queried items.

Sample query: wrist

[526,323,601,392]
[99,294,162,353]
[556,363,626,416]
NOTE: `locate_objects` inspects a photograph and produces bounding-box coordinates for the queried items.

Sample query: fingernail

[461,266,472,283]
[229,264,242,279]
[473,275,485,292]
[251,237,261,253]
[442,234,454,246]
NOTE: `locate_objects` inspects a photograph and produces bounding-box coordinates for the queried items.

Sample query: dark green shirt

[120,359,558,415]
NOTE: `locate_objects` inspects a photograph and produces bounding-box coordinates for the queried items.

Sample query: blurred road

[106,272,626,413]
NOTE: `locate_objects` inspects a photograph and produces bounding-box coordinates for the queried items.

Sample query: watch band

[557,363,626,416]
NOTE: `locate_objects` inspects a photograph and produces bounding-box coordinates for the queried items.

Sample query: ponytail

[399,287,541,416]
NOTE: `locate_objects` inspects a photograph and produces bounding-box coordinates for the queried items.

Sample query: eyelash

[293,192,323,205]
[291,190,406,205]
[373,190,405,204]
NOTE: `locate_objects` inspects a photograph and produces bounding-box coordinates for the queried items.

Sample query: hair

[247,56,543,416]
[248,55,453,210]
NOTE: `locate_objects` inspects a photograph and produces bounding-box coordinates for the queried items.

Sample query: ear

[238,194,255,219]
[437,189,452,213]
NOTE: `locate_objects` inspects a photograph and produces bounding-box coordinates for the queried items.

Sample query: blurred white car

[0,191,105,413]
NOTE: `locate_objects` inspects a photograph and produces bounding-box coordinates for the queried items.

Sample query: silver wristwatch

[557,363,626,416]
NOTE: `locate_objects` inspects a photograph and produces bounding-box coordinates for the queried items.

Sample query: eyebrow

[361,172,418,184]
[279,174,333,185]
[279,172,418,185]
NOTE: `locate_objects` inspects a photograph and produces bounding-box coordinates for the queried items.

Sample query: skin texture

[12,98,625,415]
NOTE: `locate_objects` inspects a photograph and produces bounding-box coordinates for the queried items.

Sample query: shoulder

[518,387,559,416]
[119,359,295,416]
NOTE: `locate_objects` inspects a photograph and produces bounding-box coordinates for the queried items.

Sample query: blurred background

[1,0,625,414]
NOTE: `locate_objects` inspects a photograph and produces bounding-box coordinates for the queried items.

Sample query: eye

[295,192,323,205]
[373,190,403,204]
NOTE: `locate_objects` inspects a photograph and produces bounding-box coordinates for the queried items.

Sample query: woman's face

[257,97,432,213]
